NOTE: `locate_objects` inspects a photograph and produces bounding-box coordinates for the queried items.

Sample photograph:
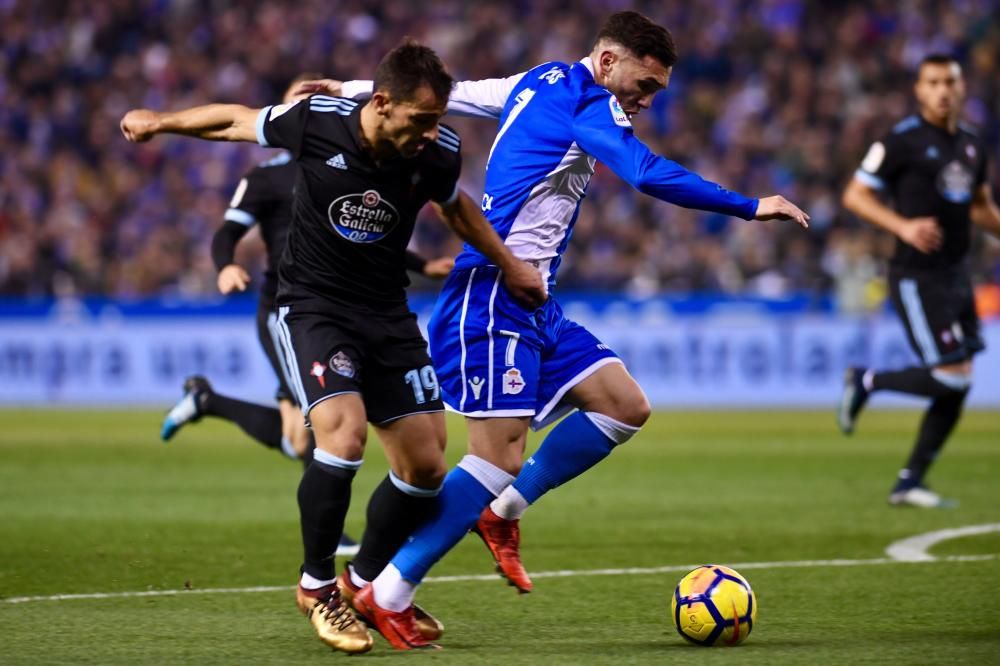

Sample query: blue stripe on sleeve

[255,106,272,147]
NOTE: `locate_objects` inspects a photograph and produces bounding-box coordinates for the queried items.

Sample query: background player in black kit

[121,41,545,653]
[839,54,1000,508]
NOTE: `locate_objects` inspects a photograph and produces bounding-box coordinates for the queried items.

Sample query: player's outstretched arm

[433,190,546,307]
[295,76,522,120]
[971,182,1000,238]
[120,104,261,143]
[842,177,942,254]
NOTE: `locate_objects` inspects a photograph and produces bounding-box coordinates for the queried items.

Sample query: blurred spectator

[1,0,997,311]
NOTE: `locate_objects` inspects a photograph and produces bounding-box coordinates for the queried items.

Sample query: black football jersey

[256,95,461,308]
[855,114,989,271]
[224,152,296,299]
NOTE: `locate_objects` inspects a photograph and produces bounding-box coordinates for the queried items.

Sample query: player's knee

[394,460,447,490]
[605,387,651,429]
[930,367,973,394]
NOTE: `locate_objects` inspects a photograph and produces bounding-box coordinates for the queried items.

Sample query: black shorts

[888,267,985,366]
[271,300,444,424]
[257,292,294,403]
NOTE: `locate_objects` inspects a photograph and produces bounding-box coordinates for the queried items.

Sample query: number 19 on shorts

[404,365,440,404]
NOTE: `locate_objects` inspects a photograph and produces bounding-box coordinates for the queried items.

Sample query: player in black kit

[121,41,545,654]
[159,76,453,466]
[839,54,1000,508]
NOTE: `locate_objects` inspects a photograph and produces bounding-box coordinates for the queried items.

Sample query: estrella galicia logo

[328,189,399,243]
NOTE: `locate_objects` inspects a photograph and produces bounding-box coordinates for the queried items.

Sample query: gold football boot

[296,583,374,654]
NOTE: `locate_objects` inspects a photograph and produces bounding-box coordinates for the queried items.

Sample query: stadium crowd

[1,0,998,312]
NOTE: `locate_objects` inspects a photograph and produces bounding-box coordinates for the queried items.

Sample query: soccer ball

[671,565,757,646]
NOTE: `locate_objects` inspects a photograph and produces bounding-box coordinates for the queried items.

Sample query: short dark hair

[373,39,453,104]
[917,53,961,77]
[595,11,678,68]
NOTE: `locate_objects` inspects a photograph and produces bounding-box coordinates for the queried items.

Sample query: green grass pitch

[1,409,998,664]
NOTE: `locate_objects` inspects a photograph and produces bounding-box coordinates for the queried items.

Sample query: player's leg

[344,411,448,645]
[889,358,971,507]
[479,318,647,590]
[360,415,525,649]
[494,360,649,520]
[160,375,289,450]
[839,272,968,434]
[349,412,446,584]
[274,305,372,653]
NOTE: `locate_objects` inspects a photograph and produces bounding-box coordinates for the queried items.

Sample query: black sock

[351,474,439,582]
[871,367,955,398]
[200,392,283,450]
[902,390,968,484]
[298,460,356,581]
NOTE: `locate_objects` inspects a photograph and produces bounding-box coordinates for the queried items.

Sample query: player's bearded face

[603,51,670,116]
[915,63,964,121]
[382,86,448,157]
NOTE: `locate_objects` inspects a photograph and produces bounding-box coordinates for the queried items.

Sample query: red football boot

[473,506,533,593]
[352,584,440,650]
[338,565,444,641]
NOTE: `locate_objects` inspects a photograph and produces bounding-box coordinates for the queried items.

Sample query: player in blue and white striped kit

[315,12,809,645]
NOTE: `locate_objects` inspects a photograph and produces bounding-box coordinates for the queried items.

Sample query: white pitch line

[3,553,996,605]
[885,523,1000,562]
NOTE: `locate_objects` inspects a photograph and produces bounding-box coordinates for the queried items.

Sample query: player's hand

[217,264,251,294]
[502,260,547,309]
[754,196,810,228]
[120,109,161,143]
[290,79,344,98]
[422,257,455,279]
[899,217,942,254]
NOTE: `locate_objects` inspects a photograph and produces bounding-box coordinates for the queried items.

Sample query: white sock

[456,455,515,496]
[372,563,416,612]
[490,485,530,520]
[300,571,335,590]
[348,562,368,588]
[862,369,875,393]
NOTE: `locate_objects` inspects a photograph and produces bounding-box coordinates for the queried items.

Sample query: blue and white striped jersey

[347,58,759,285]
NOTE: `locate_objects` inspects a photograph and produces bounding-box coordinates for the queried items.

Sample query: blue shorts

[428,266,621,428]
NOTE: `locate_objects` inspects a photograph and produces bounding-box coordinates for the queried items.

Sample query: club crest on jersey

[502,368,526,395]
[311,361,326,388]
[936,160,974,204]
[328,189,399,243]
[329,351,355,378]
[608,96,631,128]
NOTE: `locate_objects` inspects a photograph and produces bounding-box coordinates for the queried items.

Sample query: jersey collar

[579,56,596,80]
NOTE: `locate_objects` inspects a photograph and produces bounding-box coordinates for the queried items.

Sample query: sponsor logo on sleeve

[269,100,301,120]
[608,96,631,128]
[861,141,885,173]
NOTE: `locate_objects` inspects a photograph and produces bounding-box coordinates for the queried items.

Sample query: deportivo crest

[502,368,526,395]
[328,189,399,243]
[608,96,631,128]
[329,351,355,378]
[310,361,326,388]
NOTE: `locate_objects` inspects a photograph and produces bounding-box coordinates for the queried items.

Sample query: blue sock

[513,411,617,504]
[391,467,493,583]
